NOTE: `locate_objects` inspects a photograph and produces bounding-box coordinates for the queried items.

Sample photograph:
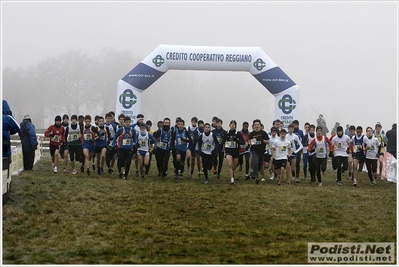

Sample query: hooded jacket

[2,100,20,157]
[18,118,38,151]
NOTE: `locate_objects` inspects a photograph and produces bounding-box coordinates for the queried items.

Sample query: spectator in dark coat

[2,100,20,158]
[18,115,38,170]
[386,123,397,159]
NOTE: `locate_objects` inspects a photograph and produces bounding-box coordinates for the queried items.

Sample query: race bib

[240,142,248,148]
[203,143,212,150]
[84,134,92,140]
[69,134,79,141]
[158,141,168,149]
[139,140,147,146]
[225,141,236,148]
[317,147,325,153]
[279,146,287,152]
[177,138,184,145]
[336,142,342,149]
[217,137,223,143]
[52,135,60,142]
[250,138,261,145]
[122,139,131,146]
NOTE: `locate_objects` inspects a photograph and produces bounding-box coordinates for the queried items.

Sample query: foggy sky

[2,1,397,131]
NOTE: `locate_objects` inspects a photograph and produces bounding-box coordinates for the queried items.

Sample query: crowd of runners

[44,111,397,187]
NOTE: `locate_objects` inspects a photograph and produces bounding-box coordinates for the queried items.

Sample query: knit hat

[55,115,62,122]
[62,114,69,120]
[337,126,343,132]
[71,115,78,120]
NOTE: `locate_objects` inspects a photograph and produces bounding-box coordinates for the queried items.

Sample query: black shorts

[68,145,81,161]
[95,146,107,154]
[274,159,287,169]
[175,149,187,160]
[59,143,68,154]
[226,151,239,158]
[353,153,366,163]
[49,144,60,156]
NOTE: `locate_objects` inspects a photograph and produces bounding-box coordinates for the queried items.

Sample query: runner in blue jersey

[81,115,100,176]
[105,112,117,174]
[186,117,200,178]
[350,126,366,187]
[112,116,137,180]
[95,116,110,175]
[153,118,172,178]
[171,119,192,179]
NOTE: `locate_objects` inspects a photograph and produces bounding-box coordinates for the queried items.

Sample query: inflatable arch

[116,44,299,126]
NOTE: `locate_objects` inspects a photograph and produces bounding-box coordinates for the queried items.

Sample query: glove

[32,145,37,150]
[329,151,334,157]
[291,151,296,156]
[49,133,54,138]
[100,132,105,137]
[383,143,387,147]
[346,147,350,154]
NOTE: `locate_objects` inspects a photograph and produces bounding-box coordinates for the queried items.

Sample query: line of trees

[3,47,140,128]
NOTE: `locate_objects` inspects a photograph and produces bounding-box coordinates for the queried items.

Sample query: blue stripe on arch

[253,67,296,95]
[122,63,165,90]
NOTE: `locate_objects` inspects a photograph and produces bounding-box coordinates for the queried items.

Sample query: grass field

[2,154,397,264]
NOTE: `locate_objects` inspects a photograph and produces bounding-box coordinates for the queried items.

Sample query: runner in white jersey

[364,126,381,185]
[331,126,351,186]
[285,124,303,183]
[65,115,81,174]
[307,126,334,186]
[197,123,219,184]
[272,128,291,186]
[136,123,158,178]
[267,127,279,180]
